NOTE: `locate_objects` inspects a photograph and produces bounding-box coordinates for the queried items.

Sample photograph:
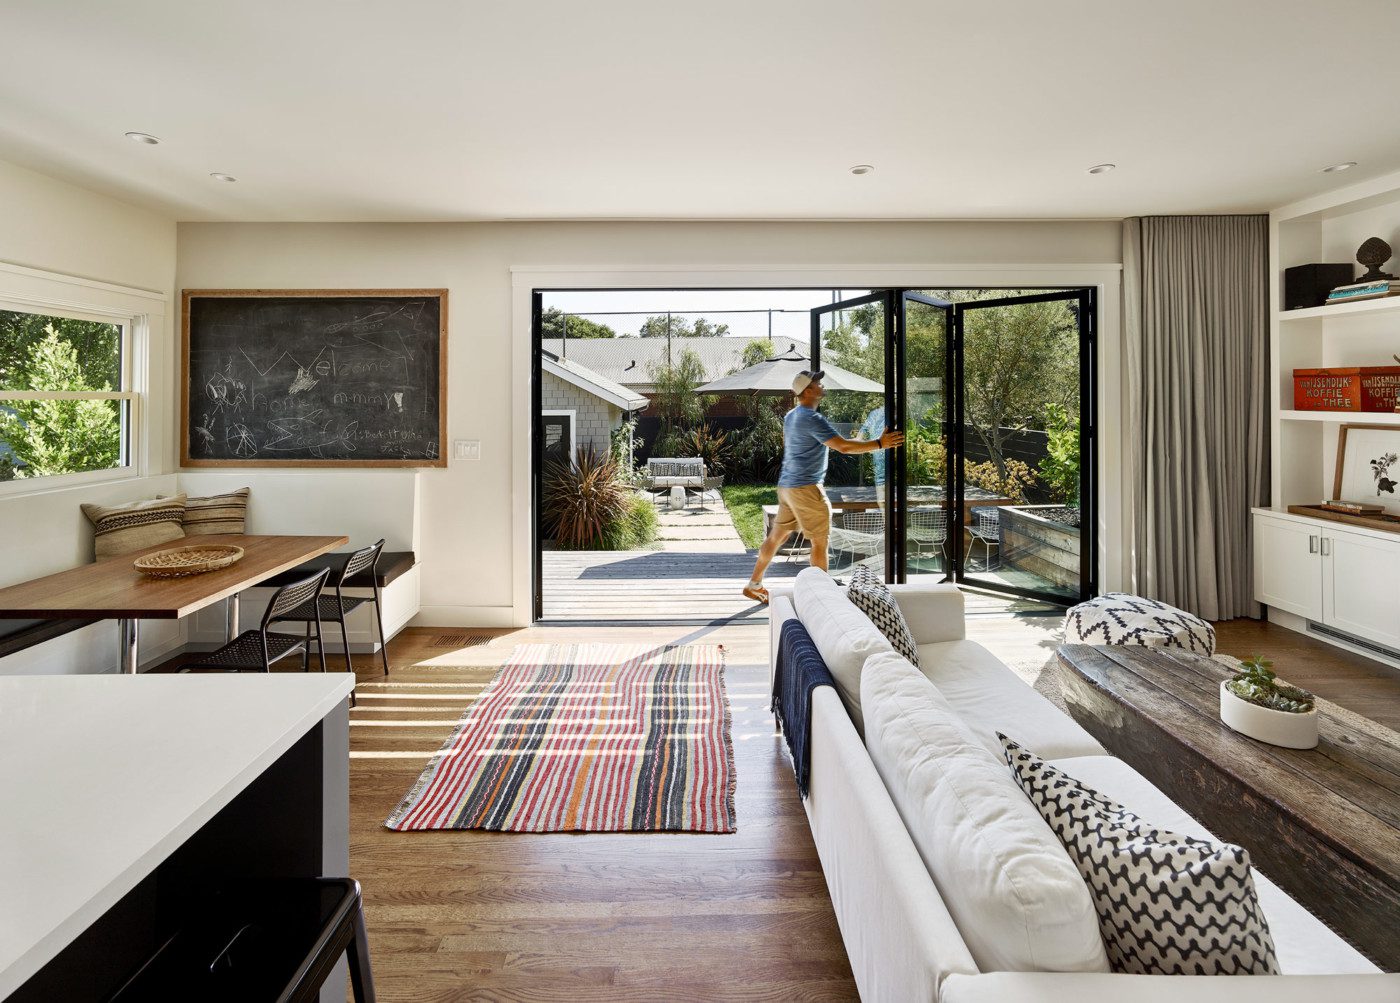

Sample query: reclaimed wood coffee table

[1057,643,1400,971]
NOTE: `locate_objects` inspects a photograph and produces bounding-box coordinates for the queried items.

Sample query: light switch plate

[455,440,481,460]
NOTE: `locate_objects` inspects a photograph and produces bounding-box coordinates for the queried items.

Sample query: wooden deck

[541,550,1057,623]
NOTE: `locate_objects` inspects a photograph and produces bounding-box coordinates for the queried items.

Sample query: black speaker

[1284,263,1354,310]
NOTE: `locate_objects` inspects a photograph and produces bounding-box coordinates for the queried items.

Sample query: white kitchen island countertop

[0,673,353,999]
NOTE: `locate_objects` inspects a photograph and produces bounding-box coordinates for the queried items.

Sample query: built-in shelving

[1279,294,1400,322]
[1262,169,1400,662]
[1278,409,1400,425]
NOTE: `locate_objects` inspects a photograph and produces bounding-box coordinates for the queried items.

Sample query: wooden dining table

[0,535,347,674]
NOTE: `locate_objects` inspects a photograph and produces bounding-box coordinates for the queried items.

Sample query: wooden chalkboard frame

[180,288,448,468]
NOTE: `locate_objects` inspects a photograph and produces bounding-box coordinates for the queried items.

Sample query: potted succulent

[1219,655,1319,749]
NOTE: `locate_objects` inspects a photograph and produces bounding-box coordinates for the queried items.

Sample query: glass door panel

[810,293,888,577]
[899,293,954,582]
[953,290,1093,603]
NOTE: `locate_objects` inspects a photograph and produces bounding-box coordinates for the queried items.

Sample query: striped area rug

[385,643,735,833]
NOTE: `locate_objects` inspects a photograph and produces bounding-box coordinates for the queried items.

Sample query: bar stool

[109,877,375,1002]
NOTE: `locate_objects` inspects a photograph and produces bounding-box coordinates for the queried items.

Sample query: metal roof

[540,336,807,388]
[540,349,649,410]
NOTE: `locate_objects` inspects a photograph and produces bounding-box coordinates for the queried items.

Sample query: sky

[542,288,873,342]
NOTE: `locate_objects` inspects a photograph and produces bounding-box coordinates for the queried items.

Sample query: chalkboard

[181,289,447,467]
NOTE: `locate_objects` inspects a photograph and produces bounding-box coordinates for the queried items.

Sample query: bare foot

[742,584,769,604]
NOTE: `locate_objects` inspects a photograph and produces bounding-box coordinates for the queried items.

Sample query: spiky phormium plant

[1225,655,1315,714]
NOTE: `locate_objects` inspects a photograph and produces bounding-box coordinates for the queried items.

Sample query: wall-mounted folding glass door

[811,287,1095,606]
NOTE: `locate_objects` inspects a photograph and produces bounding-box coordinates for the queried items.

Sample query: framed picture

[1334,424,1400,515]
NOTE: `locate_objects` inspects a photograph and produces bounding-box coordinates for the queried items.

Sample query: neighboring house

[539,348,648,467]
[541,336,807,404]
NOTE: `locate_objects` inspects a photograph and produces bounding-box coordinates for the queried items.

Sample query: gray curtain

[1123,215,1269,621]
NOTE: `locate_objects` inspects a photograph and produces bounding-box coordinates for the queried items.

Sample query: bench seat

[256,551,415,590]
[0,618,97,659]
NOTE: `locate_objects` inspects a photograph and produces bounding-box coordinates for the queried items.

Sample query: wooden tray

[1286,504,1400,534]
[133,544,245,578]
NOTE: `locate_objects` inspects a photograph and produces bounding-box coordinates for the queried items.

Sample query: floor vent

[1307,621,1400,662]
[432,633,491,649]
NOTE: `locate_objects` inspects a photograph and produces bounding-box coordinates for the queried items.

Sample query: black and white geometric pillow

[998,734,1279,976]
[1063,592,1216,655]
[847,565,920,667]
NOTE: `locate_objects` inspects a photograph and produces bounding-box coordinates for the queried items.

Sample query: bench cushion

[258,551,415,590]
[862,653,1109,974]
[917,639,1103,761]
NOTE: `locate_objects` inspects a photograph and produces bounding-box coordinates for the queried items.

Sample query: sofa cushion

[861,652,1110,974]
[794,566,892,734]
[1003,736,1278,975]
[1048,754,1379,976]
[847,565,920,665]
[80,494,187,560]
[917,639,1103,760]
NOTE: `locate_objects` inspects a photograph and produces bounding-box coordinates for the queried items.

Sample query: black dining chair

[270,540,390,679]
[180,568,330,674]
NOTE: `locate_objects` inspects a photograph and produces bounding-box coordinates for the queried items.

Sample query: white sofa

[768,569,1396,1002]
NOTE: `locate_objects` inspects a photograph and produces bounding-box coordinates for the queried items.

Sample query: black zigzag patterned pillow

[998,734,1279,976]
[1064,593,1216,654]
[847,565,920,667]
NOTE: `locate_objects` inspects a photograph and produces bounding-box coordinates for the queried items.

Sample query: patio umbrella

[695,350,884,395]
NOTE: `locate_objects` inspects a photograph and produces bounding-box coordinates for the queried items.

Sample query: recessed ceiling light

[125,132,161,145]
[1087,163,1116,175]
[210,173,238,183]
[850,164,874,175]
[1321,161,1357,173]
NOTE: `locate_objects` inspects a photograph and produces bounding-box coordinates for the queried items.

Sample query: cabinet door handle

[1309,535,1319,554]
[1321,537,1332,557]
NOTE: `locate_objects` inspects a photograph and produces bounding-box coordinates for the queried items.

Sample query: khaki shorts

[773,484,833,544]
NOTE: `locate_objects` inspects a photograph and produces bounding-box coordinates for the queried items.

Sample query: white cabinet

[1323,529,1400,649]
[1254,515,1323,619]
[1255,511,1400,650]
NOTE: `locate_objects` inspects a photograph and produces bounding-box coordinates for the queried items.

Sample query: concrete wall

[540,370,621,457]
[176,220,1123,625]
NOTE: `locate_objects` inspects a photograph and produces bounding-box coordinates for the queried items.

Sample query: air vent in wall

[1307,621,1400,662]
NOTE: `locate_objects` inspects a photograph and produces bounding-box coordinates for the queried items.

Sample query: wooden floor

[152,612,1400,999]
[346,623,857,1001]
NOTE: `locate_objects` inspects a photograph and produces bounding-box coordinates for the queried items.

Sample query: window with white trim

[0,306,136,482]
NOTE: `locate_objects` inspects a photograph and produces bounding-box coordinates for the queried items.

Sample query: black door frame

[950,287,1097,604]
[811,286,1097,606]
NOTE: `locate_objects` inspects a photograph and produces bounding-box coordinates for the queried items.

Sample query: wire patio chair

[969,506,1002,571]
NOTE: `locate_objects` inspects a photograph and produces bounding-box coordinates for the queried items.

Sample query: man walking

[743,370,904,603]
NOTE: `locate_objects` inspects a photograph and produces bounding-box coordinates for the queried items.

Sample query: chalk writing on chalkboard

[181,290,447,467]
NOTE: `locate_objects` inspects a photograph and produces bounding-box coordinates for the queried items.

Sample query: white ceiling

[2,0,1398,222]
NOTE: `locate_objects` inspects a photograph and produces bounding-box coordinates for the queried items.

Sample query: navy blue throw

[771,617,836,798]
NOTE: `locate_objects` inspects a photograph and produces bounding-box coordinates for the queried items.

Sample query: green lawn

[721,484,776,550]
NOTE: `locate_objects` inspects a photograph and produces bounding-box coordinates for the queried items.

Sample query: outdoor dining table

[0,534,347,674]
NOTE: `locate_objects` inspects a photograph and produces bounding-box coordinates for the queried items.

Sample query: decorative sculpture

[1355,236,1396,282]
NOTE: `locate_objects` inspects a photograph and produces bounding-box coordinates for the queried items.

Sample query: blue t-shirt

[778,405,841,487]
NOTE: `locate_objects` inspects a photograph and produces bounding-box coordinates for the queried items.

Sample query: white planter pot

[1219,681,1319,750]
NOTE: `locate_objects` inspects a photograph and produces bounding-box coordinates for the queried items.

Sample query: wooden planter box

[1000,505,1081,589]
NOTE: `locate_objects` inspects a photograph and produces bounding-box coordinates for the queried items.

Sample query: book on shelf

[1326,279,1400,303]
[1321,500,1386,516]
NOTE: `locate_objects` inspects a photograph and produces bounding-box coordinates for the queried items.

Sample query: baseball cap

[791,369,825,394]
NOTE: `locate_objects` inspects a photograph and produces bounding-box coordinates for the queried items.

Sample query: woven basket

[134,544,245,578]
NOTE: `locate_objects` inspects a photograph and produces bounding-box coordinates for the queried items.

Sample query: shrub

[543,446,631,549]
[681,423,731,477]
[598,493,660,550]
[731,400,784,482]
[1038,403,1080,505]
